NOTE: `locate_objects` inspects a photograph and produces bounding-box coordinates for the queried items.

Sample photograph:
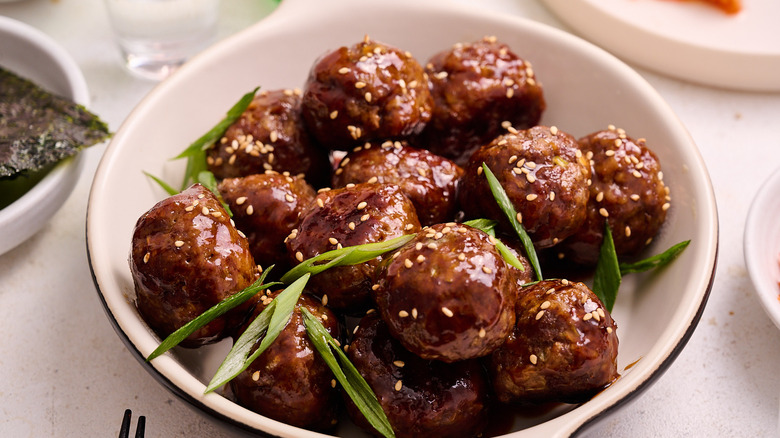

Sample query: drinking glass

[104,0,219,81]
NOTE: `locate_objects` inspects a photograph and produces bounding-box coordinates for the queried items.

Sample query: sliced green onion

[146,267,278,361]
[482,163,543,280]
[592,224,621,312]
[143,171,178,196]
[464,218,524,272]
[279,234,415,284]
[205,273,310,393]
[197,170,232,217]
[301,308,395,438]
[174,87,259,190]
[619,240,690,275]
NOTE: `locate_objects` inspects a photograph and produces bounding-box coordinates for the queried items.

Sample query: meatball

[230,292,340,431]
[458,125,592,249]
[346,313,490,438]
[206,89,331,187]
[286,183,421,312]
[488,279,619,404]
[332,140,463,226]
[218,171,316,272]
[301,37,433,150]
[558,127,670,265]
[130,184,258,347]
[414,36,545,166]
[373,223,516,362]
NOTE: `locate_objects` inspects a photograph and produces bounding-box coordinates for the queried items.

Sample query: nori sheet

[0,66,111,178]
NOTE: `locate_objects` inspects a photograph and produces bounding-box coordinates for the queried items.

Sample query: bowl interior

[0,16,88,255]
[745,168,780,331]
[87,1,718,436]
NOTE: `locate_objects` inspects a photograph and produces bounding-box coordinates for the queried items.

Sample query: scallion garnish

[592,224,621,312]
[464,218,525,272]
[619,240,690,275]
[482,163,543,280]
[143,171,178,196]
[146,267,279,361]
[592,223,691,312]
[279,234,415,284]
[301,307,396,438]
[174,87,259,190]
[205,273,310,393]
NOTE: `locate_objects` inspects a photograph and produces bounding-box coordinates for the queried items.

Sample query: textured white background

[0,0,778,436]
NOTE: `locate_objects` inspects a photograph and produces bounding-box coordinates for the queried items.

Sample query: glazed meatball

[488,279,619,404]
[230,292,340,431]
[301,37,433,150]
[218,171,316,272]
[286,183,421,312]
[459,125,592,249]
[558,127,670,265]
[373,223,516,362]
[206,89,331,187]
[332,140,463,226]
[130,184,258,347]
[414,36,545,166]
[346,313,490,438]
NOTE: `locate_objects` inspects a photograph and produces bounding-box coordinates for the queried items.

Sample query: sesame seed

[365,92,372,102]
[526,194,538,201]
[509,155,518,164]
[526,174,536,183]
[349,222,356,230]
[393,360,405,367]
[361,214,370,221]
[237,230,246,238]
[630,194,640,201]
[330,110,338,119]
[246,205,254,215]
[549,192,556,201]
[295,251,304,262]
[662,202,671,211]
[442,307,454,317]
[269,131,278,143]
[394,380,403,391]
[404,259,413,268]
[399,310,409,318]
[607,327,613,334]
[596,192,604,202]
[535,310,545,320]
[427,243,438,250]
[372,284,380,291]
[404,223,414,230]
[478,328,486,338]
[357,201,367,210]
[592,311,601,322]
[285,194,294,202]
[540,300,551,310]
[366,308,376,314]
[633,170,642,178]
[408,80,418,88]
[367,176,378,184]
[598,308,606,318]
[583,313,593,321]
[561,279,569,285]
[457,253,466,261]
[185,206,194,212]
[550,126,559,135]
[411,308,418,318]
[417,167,427,177]
[252,371,260,381]
[599,208,609,218]
[331,379,337,388]
[143,253,150,263]
[482,266,493,274]
[317,198,325,208]
[416,255,426,263]
[516,212,523,223]
[415,242,423,250]
[355,81,366,89]
[328,237,338,245]
[201,206,209,215]
[658,171,664,181]
[477,167,483,175]
[236,196,247,205]
[506,88,514,98]
[530,354,538,365]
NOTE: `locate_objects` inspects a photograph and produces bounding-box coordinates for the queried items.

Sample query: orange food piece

[700,0,742,14]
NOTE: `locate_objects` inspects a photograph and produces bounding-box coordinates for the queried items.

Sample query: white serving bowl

[0,16,88,255]
[745,168,780,331]
[87,0,719,436]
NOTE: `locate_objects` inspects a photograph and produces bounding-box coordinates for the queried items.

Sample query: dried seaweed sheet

[0,66,110,178]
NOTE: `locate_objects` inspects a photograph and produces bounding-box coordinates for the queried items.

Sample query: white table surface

[1,0,779,437]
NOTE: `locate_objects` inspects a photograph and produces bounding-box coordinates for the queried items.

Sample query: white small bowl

[745,168,780,330]
[0,16,89,255]
[87,0,718,436]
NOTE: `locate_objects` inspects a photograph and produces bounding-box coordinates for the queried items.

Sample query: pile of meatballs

[129,35,671,437]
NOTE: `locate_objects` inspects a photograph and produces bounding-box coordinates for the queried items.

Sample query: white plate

[0,16,88,255]
[86,0,719,436]
[745,168,780,331]
[541,0,780,91]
